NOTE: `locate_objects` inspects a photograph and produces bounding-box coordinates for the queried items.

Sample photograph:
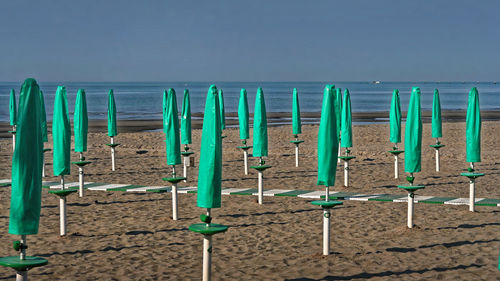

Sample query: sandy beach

[0,121,499,280]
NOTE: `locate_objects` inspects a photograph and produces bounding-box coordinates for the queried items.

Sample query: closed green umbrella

[404,87,422,174]
[466,87,481,163]
[39,90,48,143]
[9,89,17,151]
[340,89,352,148]
[162,90,168,134]
[238,89,250,141]
[74,89,88,153]
[1,78,48,280]
[253,88,268,158]
[389,89,402,144]
[165,88,181,166]
[313,85,342,256]
[237,88,251,175]
[106,89,119,171]
[432,89,442,139]
[181,89,192,146]
[218,89,225,131]
[334,87,342,163]
[189,84,227,281]
[53,86,71,177]
[292,88,301,135]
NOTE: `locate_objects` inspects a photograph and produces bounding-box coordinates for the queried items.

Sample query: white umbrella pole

[15,235,27,281]
[258,171,263,205]
[407,192,414,228]
[469,162,475,212]
[183,156,188,182]
[435,148,440,172]
[337,141,341,163]
[60,176,67,236]
[202,208,212,281]
[323,186,330,256]
[243,150,249,175]
[79,153,84,197]
[172,166,178,220]
[344,160,349,187]
[12,126,16,152]
[394,155,399,179]
[111,137,116,171]
[42,155,46,177]
[295,144,299,167]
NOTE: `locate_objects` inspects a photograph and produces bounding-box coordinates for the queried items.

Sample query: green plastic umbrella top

[9,78,43,235]
[39,90,48,143]
[253,87,268,157]
[292,88,302,135]
[165,88,181,166]
[340,88,353,148]
[53,86,71,176]
[162,90,168,134]
[317,85,338,187]
[466,87,481,163]
[334,87,342,137]
[181,89,192,145]
[432,89,442,139]
[218,89,226,130]
[9,89,17,126]
[197,85,222,208]
[404,87,422,173]
[74,89,88,152]
[389,89,402,144]
[107,89,118,137]
[238,88,250,140]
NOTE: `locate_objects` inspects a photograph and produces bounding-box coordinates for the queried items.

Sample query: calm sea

[0,81,499,122]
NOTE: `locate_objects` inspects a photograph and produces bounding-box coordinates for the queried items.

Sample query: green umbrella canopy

[292,88,302,135]
[238,88,250,140]
[340,88,353,148]
[253,88,268,157]
[432,89,442,139]
[197,85,222,208]
[162,90,168,134]
[165,88,181,165]
[335,87,342,137]
[389,89,402,144]
[404,87,422,173]
[9,78,43,235]
[52,86,71,176]
[466,87,481,163]
[317,85,338,187]
[39,90,48,143]
[74,89,89,152]
[218,89,226,130]
[9,89,17,126]
[107,89,118,137]
[181,89,192,145]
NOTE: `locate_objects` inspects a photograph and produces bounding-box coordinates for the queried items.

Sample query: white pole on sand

[435,149,440,172]
[183,155,188,182]
[337,141,341,163]
[172,166,179,220]
[42,156,46,177]
[344,160,349,187]
[12,126,16,152]
[394,155,399,179]
[323,186,330,256]
[78,153,84,197]
[243,150,249,175]
[407,172,414,229]
[60,176,67,236]
[295,144,299,167]
[469,162,475,212]
[258,170,263,205]
[16,235,28,281]
[202,208,212,281]
[111,137,116,171]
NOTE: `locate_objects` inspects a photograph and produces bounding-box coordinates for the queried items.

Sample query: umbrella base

[388,150,404,155]
[460,172,485,180]
[189,223,228,235]
[162,177,186,184]
[311,200,343,208]
[398,185,425,193]
[48,189,78,197]
[250,165,272,172]
[105,143,120,148]
[0,256,48,271]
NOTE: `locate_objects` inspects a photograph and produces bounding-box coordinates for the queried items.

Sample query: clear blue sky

[1,0,499,82]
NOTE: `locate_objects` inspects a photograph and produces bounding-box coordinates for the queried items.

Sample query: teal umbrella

[107,89,118,137]
[52,86,71,177]
[218,89,225,131]
[9,89,17,126]
[404,87,422,174]
[292,88,302,135]
[253,88,268,158]
[74,89,88,153]
[165,88,181,166]
[432,89,442,139]
[162,90,168,134]
[335,87,342,138]
[466,87,481,163]
[181,89,192,145]
[9,78,43,235]
[197,85,222,208]
[317,85,338,187]
[340,89,352,148]
[389,89,402,144]
[39,90,48,143]
[238,89,250,140]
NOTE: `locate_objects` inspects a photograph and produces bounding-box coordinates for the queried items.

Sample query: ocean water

[0,81,499,122]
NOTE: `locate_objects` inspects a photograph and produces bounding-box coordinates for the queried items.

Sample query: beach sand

[0,121,499,280]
